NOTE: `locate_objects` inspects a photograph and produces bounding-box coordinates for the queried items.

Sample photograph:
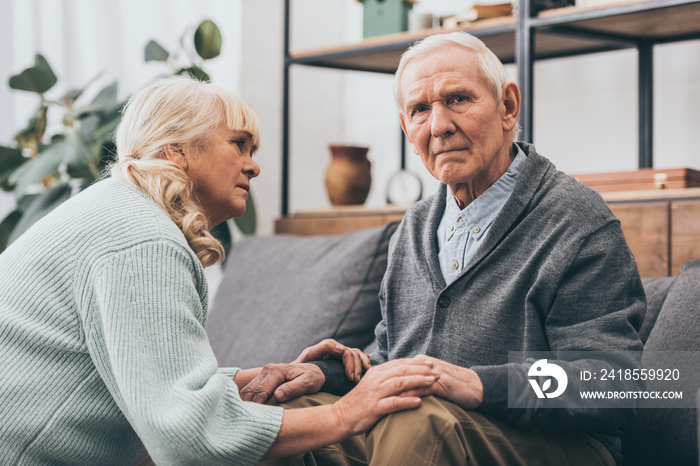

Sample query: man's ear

[399,112,418,154]
[163,144,189,171]
[501,82,521,133]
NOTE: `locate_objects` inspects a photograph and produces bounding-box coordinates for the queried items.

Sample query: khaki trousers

[258,393,615,466]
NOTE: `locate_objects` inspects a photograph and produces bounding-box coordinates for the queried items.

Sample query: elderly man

[252,31,644,466]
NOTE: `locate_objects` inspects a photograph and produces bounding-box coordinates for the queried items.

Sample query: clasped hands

[239,339,484,411]
[239,339,369,403]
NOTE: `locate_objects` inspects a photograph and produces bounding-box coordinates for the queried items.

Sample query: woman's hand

[260,357,439,459]
[294,338,371,383]
[331,357,439,436]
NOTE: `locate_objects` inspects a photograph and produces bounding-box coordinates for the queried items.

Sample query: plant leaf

[96,141,117,174]
[34,54,57,82]
[210,221,232,259]
[194,20,222,60]
[8,54,57,94]
[9,143,64,199]
[178,66,210,82]
[89,107,122,144]
[0,210,23,252]
[0,146,26,190]
[13,105,48,149]
[75,82,120,117]
[17,193,39,211]
[145,40,170,62]
[65,127,93,173]
[233,190,256,236]
[65,71,104,104]
[91,81,118,106]
[65,88,84,102]
[9,183,72,244]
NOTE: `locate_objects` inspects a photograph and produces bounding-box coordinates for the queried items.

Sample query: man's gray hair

[393,32,513,111]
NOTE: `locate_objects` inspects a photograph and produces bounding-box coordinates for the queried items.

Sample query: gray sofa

[207,222,700,466]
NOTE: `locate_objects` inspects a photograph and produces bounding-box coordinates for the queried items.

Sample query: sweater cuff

[218,367,240,380]
[471,364,509,416]
[308,360,355,396]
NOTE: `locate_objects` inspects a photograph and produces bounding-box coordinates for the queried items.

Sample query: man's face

[399,45,515,198]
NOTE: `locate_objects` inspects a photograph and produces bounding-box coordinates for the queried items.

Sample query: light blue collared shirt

[437,146,526,285]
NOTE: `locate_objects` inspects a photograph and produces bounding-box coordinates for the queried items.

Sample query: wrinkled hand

[294,338,371,383]
[403,355,484,410]
[240,363,324,404]
[332,357,439,436]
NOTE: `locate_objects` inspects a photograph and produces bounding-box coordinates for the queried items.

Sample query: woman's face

[186,124,260,227]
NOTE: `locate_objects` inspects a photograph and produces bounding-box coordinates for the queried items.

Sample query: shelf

[288,0,700,72]
[289,17,516,72]
[534,0,700,42]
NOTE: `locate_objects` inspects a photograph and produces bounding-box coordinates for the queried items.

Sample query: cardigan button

[438,296,451,308]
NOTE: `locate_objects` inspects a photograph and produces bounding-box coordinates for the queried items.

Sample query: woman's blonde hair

[111,76,260,267]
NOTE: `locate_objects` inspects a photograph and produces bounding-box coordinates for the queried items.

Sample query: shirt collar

[444,145,527,237]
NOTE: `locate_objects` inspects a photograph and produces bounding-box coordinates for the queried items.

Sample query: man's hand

[240,363,324,404]
[294,338,371,383]
[406,355,484,410]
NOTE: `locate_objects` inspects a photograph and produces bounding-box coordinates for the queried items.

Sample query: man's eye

[452,95,468,103]
[231,139,246,148]
[414,105,428,114]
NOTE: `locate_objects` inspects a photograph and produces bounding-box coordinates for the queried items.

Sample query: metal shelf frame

[281,0,700,216]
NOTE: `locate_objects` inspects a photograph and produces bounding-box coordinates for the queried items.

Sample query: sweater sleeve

[82,240,282,465]
[313,277,391,396]
[472,220,646,431]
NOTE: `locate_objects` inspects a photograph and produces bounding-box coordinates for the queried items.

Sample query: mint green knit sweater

[0,178,283,465]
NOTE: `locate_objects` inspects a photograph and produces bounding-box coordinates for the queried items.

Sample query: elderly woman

[0,77,436,465]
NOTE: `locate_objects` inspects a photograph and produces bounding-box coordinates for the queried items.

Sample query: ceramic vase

[325,144,372,206]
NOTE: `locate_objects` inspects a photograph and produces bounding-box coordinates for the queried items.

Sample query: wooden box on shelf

[572,167,700,192]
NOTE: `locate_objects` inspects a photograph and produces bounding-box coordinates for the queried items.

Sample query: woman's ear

[501,82,521,133]
[163,144,189,171]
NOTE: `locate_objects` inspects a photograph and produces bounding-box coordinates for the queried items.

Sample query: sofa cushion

[639,276,676,344]
[623,260,700,466]
[207,222,398,369]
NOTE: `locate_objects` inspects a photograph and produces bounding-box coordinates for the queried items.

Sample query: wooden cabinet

[671,199,700,275]
[604,188,700,276]
[607,202,671,276]
[276,189,700,277]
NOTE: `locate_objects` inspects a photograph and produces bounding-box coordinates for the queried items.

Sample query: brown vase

[325,144,372,206]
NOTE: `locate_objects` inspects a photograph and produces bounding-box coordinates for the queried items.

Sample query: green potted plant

[0,19,254,256]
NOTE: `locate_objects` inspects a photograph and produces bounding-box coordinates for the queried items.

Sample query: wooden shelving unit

[281,0,700,216]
